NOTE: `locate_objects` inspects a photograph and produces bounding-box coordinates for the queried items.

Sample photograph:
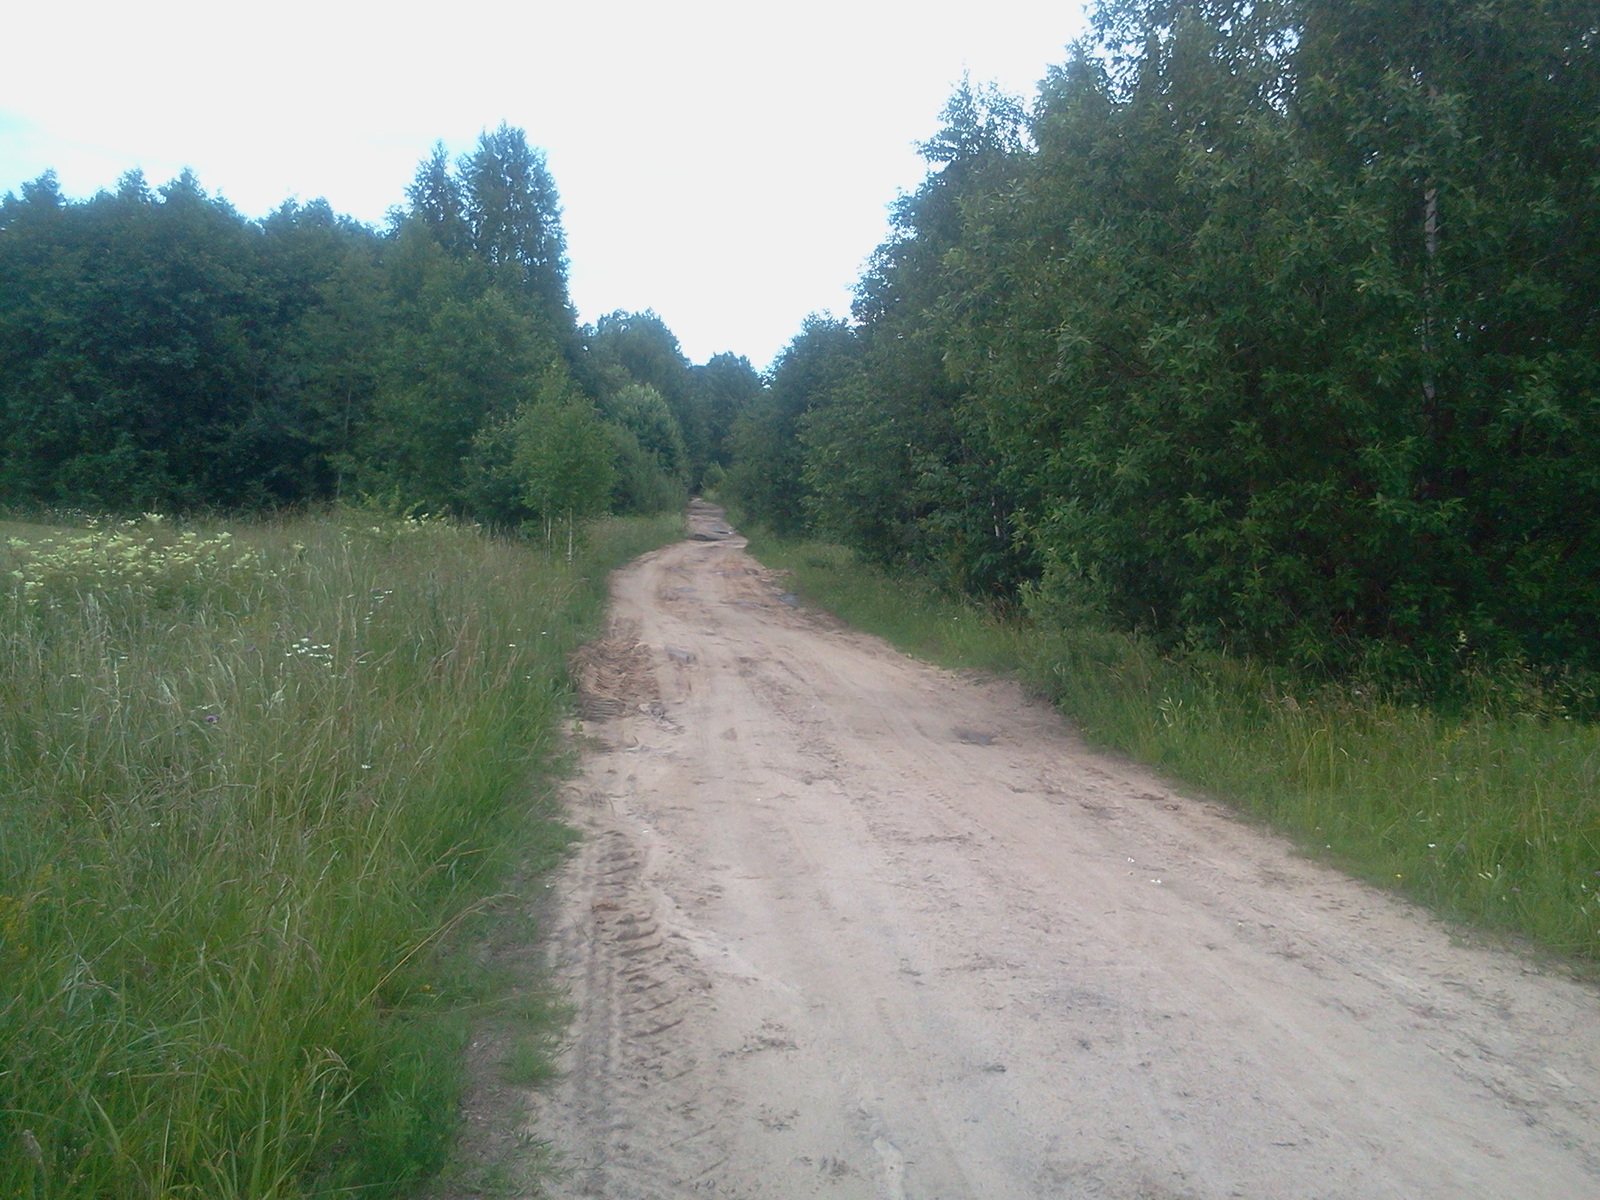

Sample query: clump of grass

[751,539,1028,676]
[0,508,681,1199]
[745,525,1600,965]
[1030,625,1600,953]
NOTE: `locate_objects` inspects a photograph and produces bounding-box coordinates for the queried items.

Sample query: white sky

[1,1,1088,370]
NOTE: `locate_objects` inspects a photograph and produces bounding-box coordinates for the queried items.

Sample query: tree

[0,168,301,508]
[809,78,1030,592]
[362,266,557,512]
[692,352,763,469]
[514,366,616,556]
[405,143,471,259]
[0,131,594,523]
[582,311,711,481]
[727,316,857,536]
[604,383,688,479]
[365,130,582,517]
[741,0,1600,683]
[459,123,573,334]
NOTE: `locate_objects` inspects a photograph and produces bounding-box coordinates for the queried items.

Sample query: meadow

[0,509,681,1199]
[747,532,1600,967]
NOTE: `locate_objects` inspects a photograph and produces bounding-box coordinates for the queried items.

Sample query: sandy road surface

[531,502,1600,1199]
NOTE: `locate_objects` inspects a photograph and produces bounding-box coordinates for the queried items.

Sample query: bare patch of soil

[569,625,661,721]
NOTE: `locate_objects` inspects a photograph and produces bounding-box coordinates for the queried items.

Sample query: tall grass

[747,530,1600,965]
[0,509,681,1199]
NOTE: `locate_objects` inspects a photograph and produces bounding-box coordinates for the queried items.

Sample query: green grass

[0,508,682,1199]
[745,526,1600,966]
[756,540,1030,676]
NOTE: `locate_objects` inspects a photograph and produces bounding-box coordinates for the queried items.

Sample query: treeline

[729,0,1600,688]
[0,124,760,529]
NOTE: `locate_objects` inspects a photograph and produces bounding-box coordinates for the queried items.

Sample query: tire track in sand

[528,501,1600,1200]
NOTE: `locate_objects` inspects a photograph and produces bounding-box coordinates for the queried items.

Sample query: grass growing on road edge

[748,537,1031,677]
[743,527,1600,967]
[0,508,682,1199]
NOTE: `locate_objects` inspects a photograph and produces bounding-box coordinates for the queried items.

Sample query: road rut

[530,503,1600,1199]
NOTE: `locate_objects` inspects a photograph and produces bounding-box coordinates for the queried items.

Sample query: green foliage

[457,123,573,335]
[699,460,727,497]
[606,424,686,516]
[692,352,763,470]
[581,310,714,483]
[756,80,1037,594]
[461,413,532,530]
[0,125,619,526]
[603,382,689,482]
[362,272,559,513]
[1020,0,1599,675]
[730,0,1600,688]
[357,129,580,516]
[405,144,471,259]
[0,171,349,509]
[727,315,856,537]
[0,132,755,532]
[513,367,617,552]
[0,508,682,1198]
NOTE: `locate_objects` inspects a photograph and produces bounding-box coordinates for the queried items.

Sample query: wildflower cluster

[3,517,272,614]
[343,512,479,549]
[287,636,335,666]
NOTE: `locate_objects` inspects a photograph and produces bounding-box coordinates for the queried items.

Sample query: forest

[729,0,1600,696]
[0,124,761,536]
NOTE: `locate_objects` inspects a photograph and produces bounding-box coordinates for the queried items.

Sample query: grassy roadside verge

[0,509,681,1199]
[743,528,1600,967]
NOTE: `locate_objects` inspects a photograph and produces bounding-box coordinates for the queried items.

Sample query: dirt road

[530,503,1600,1199]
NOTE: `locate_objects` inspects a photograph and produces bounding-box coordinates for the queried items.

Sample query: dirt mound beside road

[527,506,1600,1199]
[568,626,660,721]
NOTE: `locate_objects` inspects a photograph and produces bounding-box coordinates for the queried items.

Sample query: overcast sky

[1,1,1088,369]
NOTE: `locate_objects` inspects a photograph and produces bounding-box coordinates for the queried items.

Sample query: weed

[0,508,682,1198]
